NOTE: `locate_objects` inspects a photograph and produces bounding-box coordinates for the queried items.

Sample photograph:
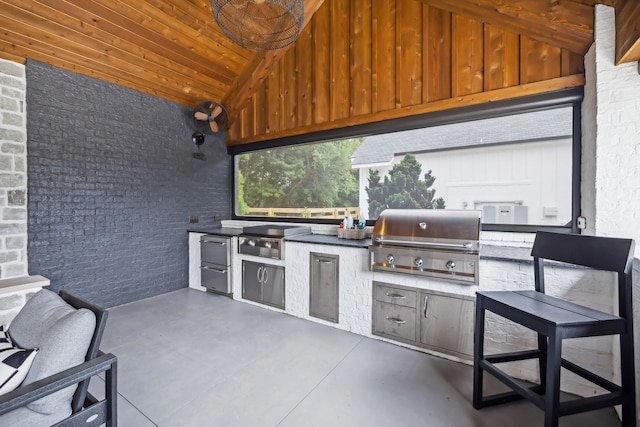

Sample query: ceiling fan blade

[209,120,219,133]
[194,111,209,121]
[211,105,223,119]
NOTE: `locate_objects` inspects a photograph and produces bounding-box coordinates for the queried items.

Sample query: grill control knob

[385,254,395,265]
[445,260,456,271]
[414,257,424,268]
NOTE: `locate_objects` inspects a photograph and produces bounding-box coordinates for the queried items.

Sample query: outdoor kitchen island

[188,225,537,358]
[189,222,532,363]
[188,224,621,402]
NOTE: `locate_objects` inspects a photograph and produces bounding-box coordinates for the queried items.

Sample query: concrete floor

[90,288,621,426]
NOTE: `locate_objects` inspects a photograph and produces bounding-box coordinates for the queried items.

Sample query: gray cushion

[8,289,96,415]
[0,404,70,427]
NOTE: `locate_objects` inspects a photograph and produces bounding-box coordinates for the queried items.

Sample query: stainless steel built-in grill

[238,224,311,259]
[369,209,481,285]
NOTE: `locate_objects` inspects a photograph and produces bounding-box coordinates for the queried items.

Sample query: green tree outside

[367,153,445,219]
[236,172,250,215]
[238,139,361,212]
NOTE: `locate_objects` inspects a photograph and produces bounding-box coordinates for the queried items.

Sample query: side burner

[238,224,311,259]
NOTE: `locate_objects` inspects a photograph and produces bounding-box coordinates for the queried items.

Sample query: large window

[233,92,581,232]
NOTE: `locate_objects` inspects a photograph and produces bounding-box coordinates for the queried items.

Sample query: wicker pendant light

[211,0,304,50]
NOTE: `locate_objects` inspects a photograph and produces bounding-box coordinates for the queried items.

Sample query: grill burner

[369,209,481,285]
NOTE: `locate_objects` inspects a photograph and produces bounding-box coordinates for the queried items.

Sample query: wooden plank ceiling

[0,0,638,146]
[228,0,588,145]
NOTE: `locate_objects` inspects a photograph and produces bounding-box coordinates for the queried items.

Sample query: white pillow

[0,325,38,395]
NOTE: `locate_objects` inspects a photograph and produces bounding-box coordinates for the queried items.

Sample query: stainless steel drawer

[201,235,231,266]
[201,262,230,295]
[373,283,417,308]
[372,300,417,342]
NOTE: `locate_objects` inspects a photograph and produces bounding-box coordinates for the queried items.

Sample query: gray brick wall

[26,60,232,307]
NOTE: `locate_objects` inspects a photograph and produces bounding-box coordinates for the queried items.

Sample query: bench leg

[537,331,547,390]
[544,330,562,427]
[620,330,637,427]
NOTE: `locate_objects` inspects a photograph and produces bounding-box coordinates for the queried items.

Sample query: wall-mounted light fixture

[192,131,205,146]
[192,131,206,160]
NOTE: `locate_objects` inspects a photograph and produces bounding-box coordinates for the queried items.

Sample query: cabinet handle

[385,316,406,325]
[202,266,226,274]
[203,240,226,246]
[317,259,333,264]
[423,295,429,318]
[385,292,406,299]
[257,266,263,283]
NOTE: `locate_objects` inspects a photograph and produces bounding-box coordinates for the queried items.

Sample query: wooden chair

[0,290,117,426]
[473,231,636,427]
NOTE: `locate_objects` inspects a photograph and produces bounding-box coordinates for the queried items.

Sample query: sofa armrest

[0,351,117,415]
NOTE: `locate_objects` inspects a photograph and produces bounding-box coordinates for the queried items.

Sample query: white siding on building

[359,137,572,226]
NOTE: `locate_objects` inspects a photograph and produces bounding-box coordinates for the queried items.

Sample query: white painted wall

[583,6,640,245]
[583,6,640,421]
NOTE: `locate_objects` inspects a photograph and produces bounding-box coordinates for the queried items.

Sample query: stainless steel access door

[242,261,285,310]
[261,264,285,309]
[309,252,339,323]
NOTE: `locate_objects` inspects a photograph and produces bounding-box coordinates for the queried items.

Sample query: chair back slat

[531,231,635,274]
[59,291,109,414]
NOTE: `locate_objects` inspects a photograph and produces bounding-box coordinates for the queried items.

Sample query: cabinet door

[309,253,339,323]
[261,264,285,309]
[419,292,475,358]
[242,261,263,303]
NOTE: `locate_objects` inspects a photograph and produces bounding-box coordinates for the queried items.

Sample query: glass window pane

[235,106,574,228]
[236,139,362,219]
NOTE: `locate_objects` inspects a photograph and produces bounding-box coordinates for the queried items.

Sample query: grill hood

[371,209,481,251]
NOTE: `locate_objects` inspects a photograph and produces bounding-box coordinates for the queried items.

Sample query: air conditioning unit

[481,204,528,224]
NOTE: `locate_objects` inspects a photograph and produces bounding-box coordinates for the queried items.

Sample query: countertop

[285,233,371,249]
[187,226,243,237]
[188,227,370,248]
[187,228,533,262]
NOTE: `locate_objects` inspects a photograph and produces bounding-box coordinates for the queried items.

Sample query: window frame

[229,87,583,233]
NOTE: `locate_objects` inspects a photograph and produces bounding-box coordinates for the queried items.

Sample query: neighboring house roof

[351,107,573,167]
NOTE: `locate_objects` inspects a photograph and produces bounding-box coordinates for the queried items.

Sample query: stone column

[0,59,28,279]
[0,59,31,325]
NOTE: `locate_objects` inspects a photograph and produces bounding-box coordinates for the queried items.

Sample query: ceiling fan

[193,100,229,133]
